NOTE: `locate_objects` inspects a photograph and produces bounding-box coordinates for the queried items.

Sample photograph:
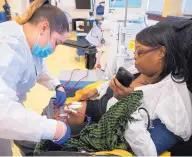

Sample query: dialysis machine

[98,0,148,78]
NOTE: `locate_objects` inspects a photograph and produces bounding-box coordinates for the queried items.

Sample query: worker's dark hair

[15,0,69,34]
[136,24,189,83]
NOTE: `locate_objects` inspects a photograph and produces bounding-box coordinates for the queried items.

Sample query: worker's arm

[37,60,61,91]
[124,110,157,156]
[0,43,66,142]
[0,80,56,141]
[0,79,69,142]
[37,60,67,106]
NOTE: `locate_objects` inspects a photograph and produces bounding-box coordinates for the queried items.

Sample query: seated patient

[65,24,192,155]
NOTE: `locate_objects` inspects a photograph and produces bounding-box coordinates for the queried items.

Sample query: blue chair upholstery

[149,119,179,155]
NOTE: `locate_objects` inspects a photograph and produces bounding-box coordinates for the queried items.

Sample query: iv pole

[121,0,128,44]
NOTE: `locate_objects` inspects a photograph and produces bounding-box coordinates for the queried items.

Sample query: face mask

[31,33,54,58]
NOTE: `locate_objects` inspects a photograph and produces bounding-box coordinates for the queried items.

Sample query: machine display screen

[75,0,91,9]
[109,0,142,8]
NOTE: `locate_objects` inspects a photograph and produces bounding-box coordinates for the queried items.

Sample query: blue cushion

[0,12,7,23]
[149,119,178,155]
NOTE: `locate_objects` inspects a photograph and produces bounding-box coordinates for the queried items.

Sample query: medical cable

[54,69,91,139]
[62,69,80,87]
[138,107,151,130]
[63,69,89,93]
[53,105,91,138]
[144,16,148,27]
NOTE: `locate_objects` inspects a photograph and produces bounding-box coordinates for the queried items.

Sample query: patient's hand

[109,78,134,100]
[63,101,87,125]
[63,105,73,115]
[80,88,98,101]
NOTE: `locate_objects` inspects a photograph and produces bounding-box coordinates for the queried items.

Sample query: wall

[104,0,148,21]
[10,0,29,16]
[147,0,184,17]
[162,0,182,17]
[0,0,11,11]
[182,0,192,15]
[0,0,94,19]
[0,0,29,16]
[147,0,165,13]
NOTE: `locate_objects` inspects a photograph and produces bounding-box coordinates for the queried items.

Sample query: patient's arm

[80,89,98,101]
[66,75,145,125]
[65,74,144,125]
[64,101,87,125]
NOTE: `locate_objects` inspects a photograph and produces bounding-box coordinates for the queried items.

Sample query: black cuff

[55,84,64,90]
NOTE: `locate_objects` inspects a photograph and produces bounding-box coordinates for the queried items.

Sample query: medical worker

[0,0,71,155]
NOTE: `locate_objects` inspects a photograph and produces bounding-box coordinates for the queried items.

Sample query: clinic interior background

[1,0,192,19]
[0,0,192,156]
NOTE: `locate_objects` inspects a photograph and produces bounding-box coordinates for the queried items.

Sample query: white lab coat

[96,74,192,156]
[0,21,61,154]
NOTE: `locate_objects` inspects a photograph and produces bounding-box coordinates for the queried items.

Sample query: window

[147,0,165,14]
[182,0,192,15]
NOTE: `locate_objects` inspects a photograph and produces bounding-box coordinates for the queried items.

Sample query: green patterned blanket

[34,90,143,155]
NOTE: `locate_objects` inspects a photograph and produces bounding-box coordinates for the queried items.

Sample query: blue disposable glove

[55,85,66,107]
[54,122,71,145]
